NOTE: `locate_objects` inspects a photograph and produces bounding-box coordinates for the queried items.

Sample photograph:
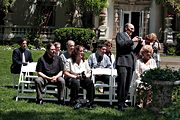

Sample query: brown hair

[18,38,28,45]
[54,42,61,47]
[71,45,85,63]
[145,33,157,42]
[46,42,54,50]
[104,40,112,47]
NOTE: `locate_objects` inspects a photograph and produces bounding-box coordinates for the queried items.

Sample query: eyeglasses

[129,28,134,30]
[101,48,106,51]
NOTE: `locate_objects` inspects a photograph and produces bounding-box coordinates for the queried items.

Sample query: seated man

[11,38,33,74]
[88,42,111,93]
[54,42,62,56]
[60,40,75,64]
[104,40,115,68]
[35,43,65,105]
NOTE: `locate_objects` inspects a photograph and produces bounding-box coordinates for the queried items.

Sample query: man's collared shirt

[36,52,64,77]
[88,52,111,69]
[60,51,71,64]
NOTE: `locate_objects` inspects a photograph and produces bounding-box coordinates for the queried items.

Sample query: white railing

[0,25,58,40]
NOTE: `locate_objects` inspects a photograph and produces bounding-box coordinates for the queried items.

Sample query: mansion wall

[112,0,162,38]
[4,0,179,41]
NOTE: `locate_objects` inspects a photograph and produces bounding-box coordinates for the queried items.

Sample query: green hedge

[53,27,95,50]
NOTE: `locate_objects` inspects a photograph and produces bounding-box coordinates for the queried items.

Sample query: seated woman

[136,45,157,80]
[64,45,95,109]
[135,45,157,108]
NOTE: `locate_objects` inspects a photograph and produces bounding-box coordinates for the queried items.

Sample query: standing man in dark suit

[115,23,140,111]
[11,38,33,74]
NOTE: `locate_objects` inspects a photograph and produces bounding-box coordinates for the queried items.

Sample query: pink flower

[167,14,174,17]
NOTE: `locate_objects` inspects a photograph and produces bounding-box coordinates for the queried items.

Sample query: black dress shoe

[124,103,129,108]
[118,105,125,111]
[58,99,65,106]
[86,102,96,109]
[36,99,43,105]
[69,100,76,106]
[74,102,82,109]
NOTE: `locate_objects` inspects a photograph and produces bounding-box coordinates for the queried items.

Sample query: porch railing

[0,25,58,41]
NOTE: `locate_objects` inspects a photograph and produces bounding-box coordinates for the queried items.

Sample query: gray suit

[115,32,141,106]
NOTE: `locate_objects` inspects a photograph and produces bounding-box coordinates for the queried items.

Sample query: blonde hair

[140,45,153,56]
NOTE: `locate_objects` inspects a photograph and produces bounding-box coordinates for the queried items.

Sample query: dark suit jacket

[10,47,33,74]
[115,32,142,70]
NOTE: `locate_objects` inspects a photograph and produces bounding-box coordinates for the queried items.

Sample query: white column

[149,0,162,34]
[107,0,114,39]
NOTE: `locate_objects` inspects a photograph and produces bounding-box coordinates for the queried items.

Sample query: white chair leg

[83,89,86,99]
[16,96,18,101]
[65,87,70,101]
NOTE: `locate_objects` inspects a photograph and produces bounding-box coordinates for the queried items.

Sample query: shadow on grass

[4,85,17,89]
[0,101,155,120]
[0,107,155,120]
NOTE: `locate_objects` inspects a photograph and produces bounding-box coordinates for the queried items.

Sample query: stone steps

[160,57,180,70]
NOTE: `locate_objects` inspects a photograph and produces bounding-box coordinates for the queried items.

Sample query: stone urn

[140,68,180,113]
[150,80,180,112]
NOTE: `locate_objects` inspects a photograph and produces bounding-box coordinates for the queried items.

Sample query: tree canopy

[0,0,15,14]
[1,0,179,15]
[156,0,180,15]
[0,0,108,15]
[60,0,108,15]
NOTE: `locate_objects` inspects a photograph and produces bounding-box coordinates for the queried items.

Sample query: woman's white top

[64,58,91,77]
[135,58,157,80]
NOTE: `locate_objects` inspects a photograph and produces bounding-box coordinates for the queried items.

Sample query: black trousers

[95,75,109,84]
[95,75,110,91]
[116,66,133,106]
[65,77,95,102]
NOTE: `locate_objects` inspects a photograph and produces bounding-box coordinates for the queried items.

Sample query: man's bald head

[66,40,75,54]
[125,23,135,36]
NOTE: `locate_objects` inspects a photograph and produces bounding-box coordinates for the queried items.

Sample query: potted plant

[140,67,180,112]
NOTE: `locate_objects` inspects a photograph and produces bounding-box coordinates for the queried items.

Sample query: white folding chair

[91,68,113,105]
[16,62,67,102]
[16,62,38,101]
[112,71,137,106]
[127,72,138,106]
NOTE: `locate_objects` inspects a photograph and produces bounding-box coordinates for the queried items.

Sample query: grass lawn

[0,46,179,120]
